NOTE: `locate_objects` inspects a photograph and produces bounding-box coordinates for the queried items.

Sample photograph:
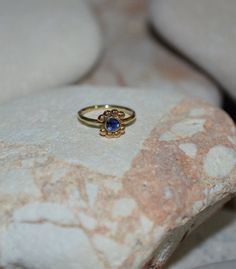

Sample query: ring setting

[78,105,136,138]
[98,109,125,138]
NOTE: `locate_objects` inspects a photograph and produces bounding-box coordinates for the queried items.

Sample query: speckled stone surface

[165,210,236,269]
[85,0,221,106]
[149,0,236,100]
[0,0,102,103]
[0,85,236,269]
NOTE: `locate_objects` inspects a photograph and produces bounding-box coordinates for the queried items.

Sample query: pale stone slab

[0,0,102,103]
[166,210,236,269]
[0,86,236,269]
[149,0,236,100]
[196,261,236,269]
[85,0,221,106]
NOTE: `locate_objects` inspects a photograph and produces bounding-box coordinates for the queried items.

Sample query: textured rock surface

[165,210,236,269]
[85,0,221,106]
[0,0,102,103]
[149,0,236,100]
[0,85,236,269]
[195,260,236,269]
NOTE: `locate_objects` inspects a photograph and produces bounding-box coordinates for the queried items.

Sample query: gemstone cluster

[97,109,125,138]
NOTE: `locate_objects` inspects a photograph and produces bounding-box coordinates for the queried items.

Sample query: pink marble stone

[0,86,235,268]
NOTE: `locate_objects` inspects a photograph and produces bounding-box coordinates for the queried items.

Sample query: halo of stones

[97,109,126,138]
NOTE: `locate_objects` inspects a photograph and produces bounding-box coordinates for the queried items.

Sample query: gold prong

[98,114,105,122]
[100,129,106,136]
[118,111,125,118]
[104,110,111,116]
[111,109,118,115]
[107,132,113,137]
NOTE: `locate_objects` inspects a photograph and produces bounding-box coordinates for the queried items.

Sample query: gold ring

[78,105,136,138]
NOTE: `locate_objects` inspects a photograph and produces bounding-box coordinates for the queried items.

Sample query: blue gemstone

[105,117,120,132]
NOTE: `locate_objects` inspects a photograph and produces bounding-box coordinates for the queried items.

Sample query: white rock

[149,0,236,99]
[197,261,236,269]
[0,0,102,103]
[160,118,206,141]
[0,85,236,269]
[112,198,137,218]
[179,143,197,159]
[167,210,236,269]
[204,145,236,178]
[86,0,221,106]
[2,223,104,269]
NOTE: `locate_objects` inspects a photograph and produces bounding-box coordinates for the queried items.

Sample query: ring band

[78,105,136,138]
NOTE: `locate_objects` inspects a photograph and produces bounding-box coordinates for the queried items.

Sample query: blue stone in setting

[105,117,120,132]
